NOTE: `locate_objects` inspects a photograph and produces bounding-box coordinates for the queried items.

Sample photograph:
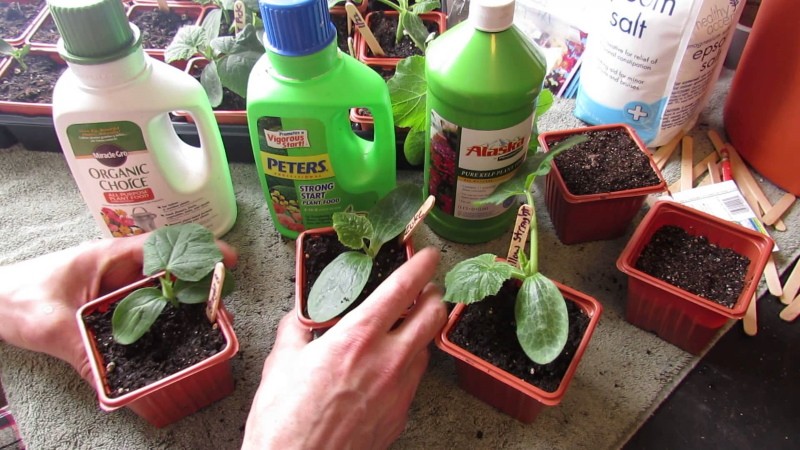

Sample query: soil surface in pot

[332,13,351,54]
[635,225,750,308]
[301,233,407,318]
[29,14,59,44]
[131,8,196,50]
[0,54,65,103]
[84,302,226,397]
[552,128,661,195]
[1,0,44,42]
[449,281,590,392]
[367,12,438,58]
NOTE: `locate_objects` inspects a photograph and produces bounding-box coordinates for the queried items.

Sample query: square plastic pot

[77,274,239,428]
[127,2,206,57]
[540,123,667,245]
[1,0,47,46]
[616,200,774,354]
[0,49,65,116]
[357,11,447,66]
[435,279,603,423]
[295,226,415,332]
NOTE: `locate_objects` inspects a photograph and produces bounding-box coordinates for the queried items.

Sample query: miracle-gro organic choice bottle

[424,0,547,244]
[248,0,396,239]
[49,0,237,238]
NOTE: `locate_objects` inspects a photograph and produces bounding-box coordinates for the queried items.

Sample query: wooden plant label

[234,1,246,35]
[345,2,385,56]
[402,195,435,243]
[205,262,226,324]
[506,204,532,268]
[157,0,169,12]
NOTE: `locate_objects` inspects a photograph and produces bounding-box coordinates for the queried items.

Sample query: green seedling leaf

[410,0,440,14]
[388,55,426,131]
[112,287,167,345]
[400,11,430,50]
[201,60,224,107]
[332,211,372,251]
[368,184,423,254]
[535,89,554,118]
[216,49,262,98]
[0,39,14,56]
[443,254,516,303]
[212,24,264,55]
[403,128,426,166]
[515,273,569,364]
[165,25,209,62]
[175,268,235,304]
[308,251,372,322]
[202,8,223,43]
[143,223,222,282]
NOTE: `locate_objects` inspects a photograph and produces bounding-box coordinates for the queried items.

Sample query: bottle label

[255,116,377,234]
[428,109,533,220]
[66,121,222,237]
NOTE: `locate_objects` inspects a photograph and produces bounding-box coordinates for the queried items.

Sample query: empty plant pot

[616,200,774,354]
[540,123,667,244]
[295,226,415,332]
[77,275,239,428]
[435,280,602,423]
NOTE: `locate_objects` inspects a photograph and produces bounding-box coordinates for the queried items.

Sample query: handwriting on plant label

[206,262,226,323]
[403,195,435,243]
[234,1,246,35]
[507,204,532,267]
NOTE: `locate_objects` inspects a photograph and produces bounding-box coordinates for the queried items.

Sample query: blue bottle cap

[258,0,336,56]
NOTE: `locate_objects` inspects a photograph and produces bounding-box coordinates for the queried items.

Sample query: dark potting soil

[130,8,196,50]
[0,54,65,103]
[448,281,590,392]
[0,0,44,42]
[552,129,661,196]
[635,225,750,308]
[302,233,408,318]
[83,302,226,397]
[28,14,59,45]
[332,13,351,54]
[367,12,438,58]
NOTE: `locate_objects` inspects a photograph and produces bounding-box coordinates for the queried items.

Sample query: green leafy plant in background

[0,38,30,72]
[112,224,234,345]
[373,0,441,51]
[441,134,586,364]
[165,8,264,107]
[191,0,262,33]
[308,184,424,322]
[388,55,555,166]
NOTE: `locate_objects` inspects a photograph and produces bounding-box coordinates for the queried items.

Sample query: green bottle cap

[49,0,142,64]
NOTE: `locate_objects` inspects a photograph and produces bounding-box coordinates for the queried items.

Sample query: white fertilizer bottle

[49,0,237,238]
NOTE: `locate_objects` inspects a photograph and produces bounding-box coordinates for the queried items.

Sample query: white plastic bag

[575,0,744,146]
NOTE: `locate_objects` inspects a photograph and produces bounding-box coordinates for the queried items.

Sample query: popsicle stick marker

[346,2,385,57]
[779,261,800,305]
[157,0,169,12]
[234,1,246,35]
[764,255,783,297]
[205,262,226,324]
[779,293,800,322]
[506,205,533,268]
[402,195,435,243]
[743,292,757,336]
[347,36,355,58]
[680,136,694,192]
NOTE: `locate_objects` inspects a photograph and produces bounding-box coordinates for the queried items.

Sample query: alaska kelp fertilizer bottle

[248,0,396,239]
[49,0,237,238]
[424,0,546,243]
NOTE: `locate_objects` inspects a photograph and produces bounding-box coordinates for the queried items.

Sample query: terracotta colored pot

[1,0,48,47]
[357,10,447,66]
[329,0,369,16]
[126,2,206,57]
[616,200,774,354]
[0,49,65,116]
[540,123,667,245]
[175,57,246,125]
[435,277,603,423]
[295,226,415,332]
[349,63,396,131]
[77,274,239,428]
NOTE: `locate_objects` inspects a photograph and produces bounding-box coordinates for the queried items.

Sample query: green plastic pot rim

[616,200,775,319]
[435,276,603,407]
[295,226,416,330]
[539,123,667,203]
[77,275,240,411]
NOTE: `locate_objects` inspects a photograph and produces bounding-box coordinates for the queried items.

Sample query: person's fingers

[377,347,430,448]
[339,247,441,334]
[215,239,239,268]
[270,313,312,354]
[392,282,447,350]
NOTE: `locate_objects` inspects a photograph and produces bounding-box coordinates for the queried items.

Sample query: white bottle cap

[468,0,516,32]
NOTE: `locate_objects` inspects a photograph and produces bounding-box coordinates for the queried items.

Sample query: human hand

[0,233,237,384]
[242,247,447,450]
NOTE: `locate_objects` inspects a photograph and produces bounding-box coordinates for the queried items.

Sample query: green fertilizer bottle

[424,0,546,243]
[248,0,396,239]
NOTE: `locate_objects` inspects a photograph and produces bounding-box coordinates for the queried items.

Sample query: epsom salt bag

[575,0,744,146]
